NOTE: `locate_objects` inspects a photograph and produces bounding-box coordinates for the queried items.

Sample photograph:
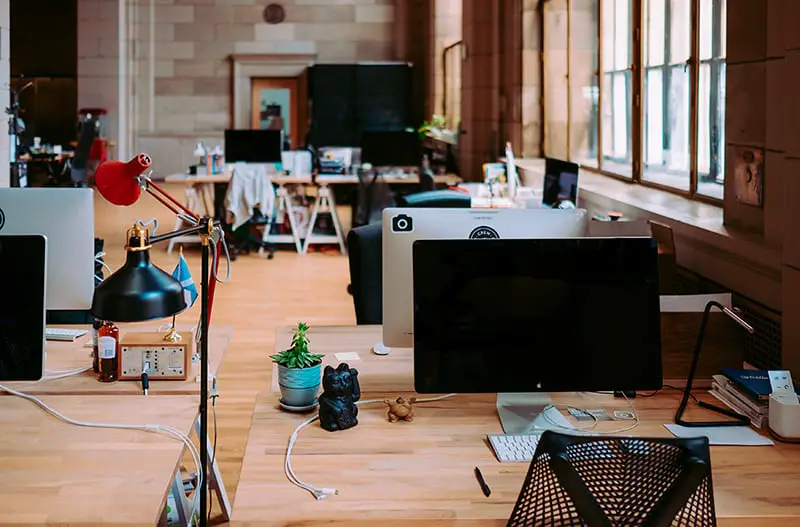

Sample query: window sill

[514,158,783,310]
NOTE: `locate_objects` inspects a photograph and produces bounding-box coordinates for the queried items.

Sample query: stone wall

[430,0,462,126]
[78,0,398,175]
[0,0,9,187]
[521,0,541,158]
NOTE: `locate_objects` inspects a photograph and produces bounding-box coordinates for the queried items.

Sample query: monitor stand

[496,393,576,435]
[371,342,392,356]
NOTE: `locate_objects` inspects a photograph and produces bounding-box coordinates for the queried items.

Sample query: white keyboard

[45,327,89,342]
[488,433,541,463]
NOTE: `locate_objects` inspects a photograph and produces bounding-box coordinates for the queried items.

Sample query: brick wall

[0,0,9,187]
[78,0,398,174]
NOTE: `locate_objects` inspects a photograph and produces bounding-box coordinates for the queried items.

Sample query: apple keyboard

[45,327,89,342]
[488,433,542,463]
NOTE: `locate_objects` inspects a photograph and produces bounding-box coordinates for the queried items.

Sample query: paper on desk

[334,352,360,362]
[664,424,774,446]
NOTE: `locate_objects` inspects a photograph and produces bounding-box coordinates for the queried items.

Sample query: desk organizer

[768,394,800,440]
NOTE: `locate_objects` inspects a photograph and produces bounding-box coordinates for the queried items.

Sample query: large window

[544,0,727,201]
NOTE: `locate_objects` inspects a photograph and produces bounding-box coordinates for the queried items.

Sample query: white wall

[0,0,9,187]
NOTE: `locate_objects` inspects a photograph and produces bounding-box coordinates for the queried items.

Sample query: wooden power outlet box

[120,331,194,381]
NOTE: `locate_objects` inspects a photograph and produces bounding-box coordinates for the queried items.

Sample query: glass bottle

[91,318,103,374]
[97,321,119,382]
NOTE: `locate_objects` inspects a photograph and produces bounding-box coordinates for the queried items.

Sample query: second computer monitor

[412,237,662,393]
[360,130,421,167]
[0,188,95,312]
[224,129,283,164]
[382,207,590,349]
[542,157,580,209]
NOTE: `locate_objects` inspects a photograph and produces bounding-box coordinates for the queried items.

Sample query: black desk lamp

[674,300,755,428]
[91,154,223,527]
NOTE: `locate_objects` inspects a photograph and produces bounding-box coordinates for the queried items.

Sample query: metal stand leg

[194,417,232,521]
[301,185,346,254]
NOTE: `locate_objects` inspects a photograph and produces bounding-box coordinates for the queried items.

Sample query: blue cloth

[172,254,198,308]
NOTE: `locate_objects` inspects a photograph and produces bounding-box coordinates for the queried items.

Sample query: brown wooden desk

[1,324,232,396]
[0,395,197,526]
[232,325,800,526]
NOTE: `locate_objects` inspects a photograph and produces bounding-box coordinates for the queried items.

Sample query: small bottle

[91,318,103,374]
[97,321,119,382]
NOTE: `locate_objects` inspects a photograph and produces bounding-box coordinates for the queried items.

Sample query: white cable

[0,383,203,524]
[136,217,159,236]
[541,392,641,436]
[285,393,458,500]
[94,251,112,283]
[43,366,92,380]
[209,230,231,284]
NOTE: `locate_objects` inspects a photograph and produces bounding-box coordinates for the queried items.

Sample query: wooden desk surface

[164,173,232,184]
[239,325,800,526]
[164,172,461,187]
[0,394,197,526]
[2,325,232,396]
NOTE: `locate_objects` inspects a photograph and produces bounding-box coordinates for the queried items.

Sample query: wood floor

[93,184,355,523]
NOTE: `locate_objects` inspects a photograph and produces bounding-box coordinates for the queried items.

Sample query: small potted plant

[271,322,324,410]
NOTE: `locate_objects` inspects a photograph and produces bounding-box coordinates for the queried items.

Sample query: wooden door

[250,78,300,149]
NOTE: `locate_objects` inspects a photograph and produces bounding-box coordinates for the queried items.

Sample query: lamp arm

[143,177,200,221]
[149,219,218,245]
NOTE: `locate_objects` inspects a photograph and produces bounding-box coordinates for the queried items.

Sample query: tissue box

[768,394,800,440]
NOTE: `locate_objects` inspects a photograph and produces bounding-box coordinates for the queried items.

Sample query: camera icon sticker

[391,214,413,233]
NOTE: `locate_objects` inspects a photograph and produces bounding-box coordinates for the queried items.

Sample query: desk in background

[231,324,800,526]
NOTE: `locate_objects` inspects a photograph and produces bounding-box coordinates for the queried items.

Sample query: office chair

[68,115,99,187]
[346,223,382,324]
[396,189,471,208]
[508,431,716,527]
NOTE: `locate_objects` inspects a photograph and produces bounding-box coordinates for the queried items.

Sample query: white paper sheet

[664,424,774,446]
[334,352,360,362]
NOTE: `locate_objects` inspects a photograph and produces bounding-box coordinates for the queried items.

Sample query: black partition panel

[308,63,413,148]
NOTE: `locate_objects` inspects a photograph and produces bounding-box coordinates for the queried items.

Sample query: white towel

[225,163,276,230]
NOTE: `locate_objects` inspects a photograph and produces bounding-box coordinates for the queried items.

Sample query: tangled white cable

[541,392,641,435]
[284,393,458,500]
[0,383,203,524]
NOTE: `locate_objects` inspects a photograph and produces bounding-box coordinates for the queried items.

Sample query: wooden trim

[566,0,572,158]
[631,0,643,183]
[596,0,603,168]
[688,0,700,196]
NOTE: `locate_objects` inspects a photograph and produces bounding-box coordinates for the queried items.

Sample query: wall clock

[263,3,285,24]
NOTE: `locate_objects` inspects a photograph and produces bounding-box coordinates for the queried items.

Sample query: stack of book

[710,369,771,429]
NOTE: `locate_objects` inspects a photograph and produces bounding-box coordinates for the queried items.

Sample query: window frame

[558,0,724,204]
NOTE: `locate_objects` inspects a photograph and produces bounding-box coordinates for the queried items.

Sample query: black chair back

[508,430,716,527]
[346,223,382,325]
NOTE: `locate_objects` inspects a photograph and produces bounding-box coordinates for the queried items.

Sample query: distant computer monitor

[224,129,283,164]
[412,237,662,393]
[0,188,95,312]
[361,130,421,167]
[0,234,47,381]
[381,207,590,349]
[543,157,580,209]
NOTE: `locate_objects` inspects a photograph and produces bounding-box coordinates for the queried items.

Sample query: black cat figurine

[318,363,361,432]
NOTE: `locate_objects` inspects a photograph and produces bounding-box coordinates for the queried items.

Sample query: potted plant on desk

[271,322,324,411]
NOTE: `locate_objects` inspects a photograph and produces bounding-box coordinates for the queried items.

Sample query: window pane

[645,0,665,66]
[602,0,615,69]
[698,0,726,199]
[614,0,630,70]
[644,69,664,167]
[569,0,599,166]
[699,0,713,60]
[669,0,691,64]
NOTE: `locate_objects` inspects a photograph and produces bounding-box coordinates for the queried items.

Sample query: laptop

[0,234,47,381]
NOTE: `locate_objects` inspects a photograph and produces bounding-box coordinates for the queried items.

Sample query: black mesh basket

[507,430,716,527]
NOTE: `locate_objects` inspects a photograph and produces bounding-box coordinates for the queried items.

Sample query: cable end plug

[314,488,339,500]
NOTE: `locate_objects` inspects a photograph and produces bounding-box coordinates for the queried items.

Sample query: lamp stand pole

[199,234,210,527]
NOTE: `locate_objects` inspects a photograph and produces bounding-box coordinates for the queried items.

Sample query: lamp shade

[91,247,187,323]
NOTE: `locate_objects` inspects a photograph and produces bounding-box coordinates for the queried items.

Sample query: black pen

[474,466,491,497]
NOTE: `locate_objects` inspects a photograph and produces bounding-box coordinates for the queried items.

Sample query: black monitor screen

[543,157,580,208]
[360,130,421,167]
[0,235,46,381]
[224,129,283,163]
[412,238,662,394]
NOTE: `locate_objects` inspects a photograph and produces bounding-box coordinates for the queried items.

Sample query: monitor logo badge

[391,214,413,233]
[0,207,5,231]
[469,226,500,239]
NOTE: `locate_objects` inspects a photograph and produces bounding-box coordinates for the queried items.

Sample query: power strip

[119,331,193,380]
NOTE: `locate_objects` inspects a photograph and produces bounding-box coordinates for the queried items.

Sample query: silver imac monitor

[0,188,95,311]
[381,207,590,350]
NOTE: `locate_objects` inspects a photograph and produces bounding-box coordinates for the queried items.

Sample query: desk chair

[508,431,716,527]
[346,190,471,322]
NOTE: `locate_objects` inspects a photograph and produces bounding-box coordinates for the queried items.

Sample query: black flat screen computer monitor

[0,234,47,381]
[543,157,580,209]
[412,237,662,394]
[360,130,421,167]
[224,129,283,163]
